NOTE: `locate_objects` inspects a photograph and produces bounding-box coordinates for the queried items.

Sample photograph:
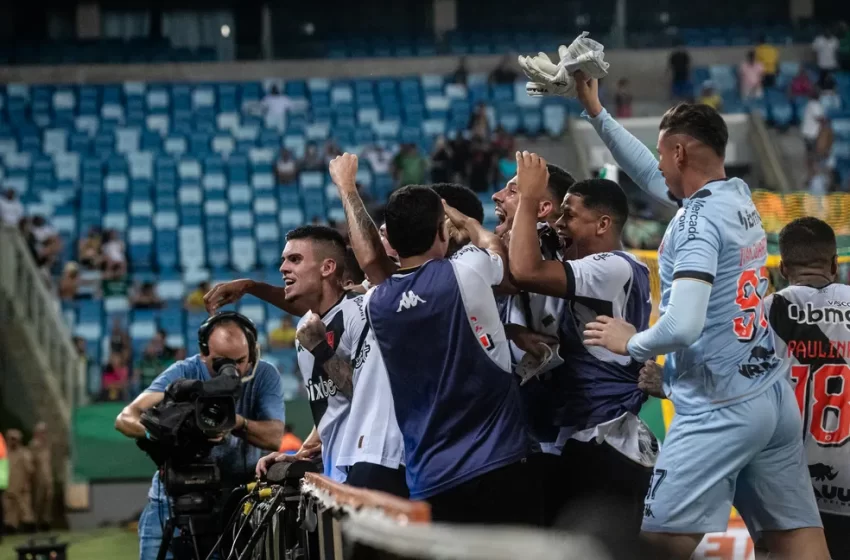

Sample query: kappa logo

[396,290,426,312]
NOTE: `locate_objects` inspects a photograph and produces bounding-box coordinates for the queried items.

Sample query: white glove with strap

[519,31,610,98]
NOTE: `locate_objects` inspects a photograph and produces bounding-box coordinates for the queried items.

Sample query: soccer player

[206,226,406,495]
[508,160,656,533]
[763,217,850,558]
[573,75,828,558]
[359,179,535,524]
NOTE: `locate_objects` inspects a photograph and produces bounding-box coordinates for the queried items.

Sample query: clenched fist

[516,151,550,200]
[329,153,359,195]
[296,311,327,352]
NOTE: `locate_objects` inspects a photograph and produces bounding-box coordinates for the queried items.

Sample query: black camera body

[138,359,242,470]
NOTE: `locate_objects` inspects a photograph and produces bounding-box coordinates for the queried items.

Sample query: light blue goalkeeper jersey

[586,108,783,414]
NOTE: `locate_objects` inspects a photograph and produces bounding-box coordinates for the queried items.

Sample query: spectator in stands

[392,143,427,188]
[260,85,295,132]
[840,21,850,71]
[130,281,164,309]
[58,262,80,300]
[802,88,827,167]
[101,229,127,280]
[77,226,103,270]
[468,102,490,139]
[492,126,514,155]
[0,188,23,227]
[468,137,496,193]
[101,349,129,401]
[614,78,634,118]
[362,143,394,176]
[134,346,165,395]
[4,429,34,534]
[184,281,211,311]
[269,316,297,349]
[789,67,815,98]
[739,51,765,100]
[497,148,517,186]
[109,316,130,364]
[755,35,779,89]
[451,56,469,85]
[489,53,518,84]
[430,136,453,183]
[275,148,298,184]
[323,139,342,165]
[450,134,472,184]
[697,81,723,111]
[813,27,840,88]
[301,142,324,172]
[668,40,692,101]
[27,422,52,532]
[820,73,842,112]
[30,216,63,267]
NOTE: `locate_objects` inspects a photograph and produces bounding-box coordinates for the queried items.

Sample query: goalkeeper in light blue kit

[519,48,829,557]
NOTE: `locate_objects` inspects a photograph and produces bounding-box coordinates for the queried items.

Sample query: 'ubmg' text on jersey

[364,245,530,500]
[658,178,783,413]
[295,293,364,482]
[766,283,850,517]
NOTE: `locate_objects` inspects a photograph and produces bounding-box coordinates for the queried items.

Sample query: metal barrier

[0,226,84,426]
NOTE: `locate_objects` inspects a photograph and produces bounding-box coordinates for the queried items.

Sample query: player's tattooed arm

[509,151,569,297]
[330,153,398,285]
[296,312,354,399]
[321,356,354,400]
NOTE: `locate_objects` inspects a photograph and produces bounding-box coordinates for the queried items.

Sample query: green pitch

[0,528,138,560]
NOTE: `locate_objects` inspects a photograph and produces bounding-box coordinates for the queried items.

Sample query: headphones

[198,311,261,381]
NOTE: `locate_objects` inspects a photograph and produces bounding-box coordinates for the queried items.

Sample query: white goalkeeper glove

[518,32,610,99]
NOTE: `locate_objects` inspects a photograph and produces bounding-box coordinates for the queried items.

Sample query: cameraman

[115,313,285,560]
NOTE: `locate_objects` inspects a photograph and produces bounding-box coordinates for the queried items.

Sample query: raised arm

[574,74,675,208]
[443,201,514,292]
[204,279,298,314]
[330,153,398,285]
[508,151,569,297]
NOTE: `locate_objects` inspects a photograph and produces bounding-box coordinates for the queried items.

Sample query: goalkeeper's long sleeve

[583,108,676,208]
[626,278,711,362]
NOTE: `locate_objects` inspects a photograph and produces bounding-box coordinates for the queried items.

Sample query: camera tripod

[156,491,220,560]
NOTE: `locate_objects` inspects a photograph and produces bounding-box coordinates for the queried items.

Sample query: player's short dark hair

[659,103,728,158]
[547,164,576,205]
[385,185,443,259]
[430,183,484,223]
[567,179,629,231]
[343,247,366,285]
[285,225,347,273]
[779,217,836,269]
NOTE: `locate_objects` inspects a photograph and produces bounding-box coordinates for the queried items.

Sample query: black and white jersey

[295,293,363,482]
[766,283,850,516]
[337,325,405,473]
[296,291,404,482]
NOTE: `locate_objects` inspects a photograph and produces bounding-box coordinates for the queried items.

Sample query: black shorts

[822,512,850,559]
[426,458,543,525]
[345,463,409,499]
[546,439,652,535]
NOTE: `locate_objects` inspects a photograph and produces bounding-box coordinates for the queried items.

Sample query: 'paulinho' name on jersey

[295,292,365,482]
[657,178,783,413]
[766,282,850,517]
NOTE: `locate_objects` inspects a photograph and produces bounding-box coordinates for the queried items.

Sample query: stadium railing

[0,226,84,417]
[292,472,613,560]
